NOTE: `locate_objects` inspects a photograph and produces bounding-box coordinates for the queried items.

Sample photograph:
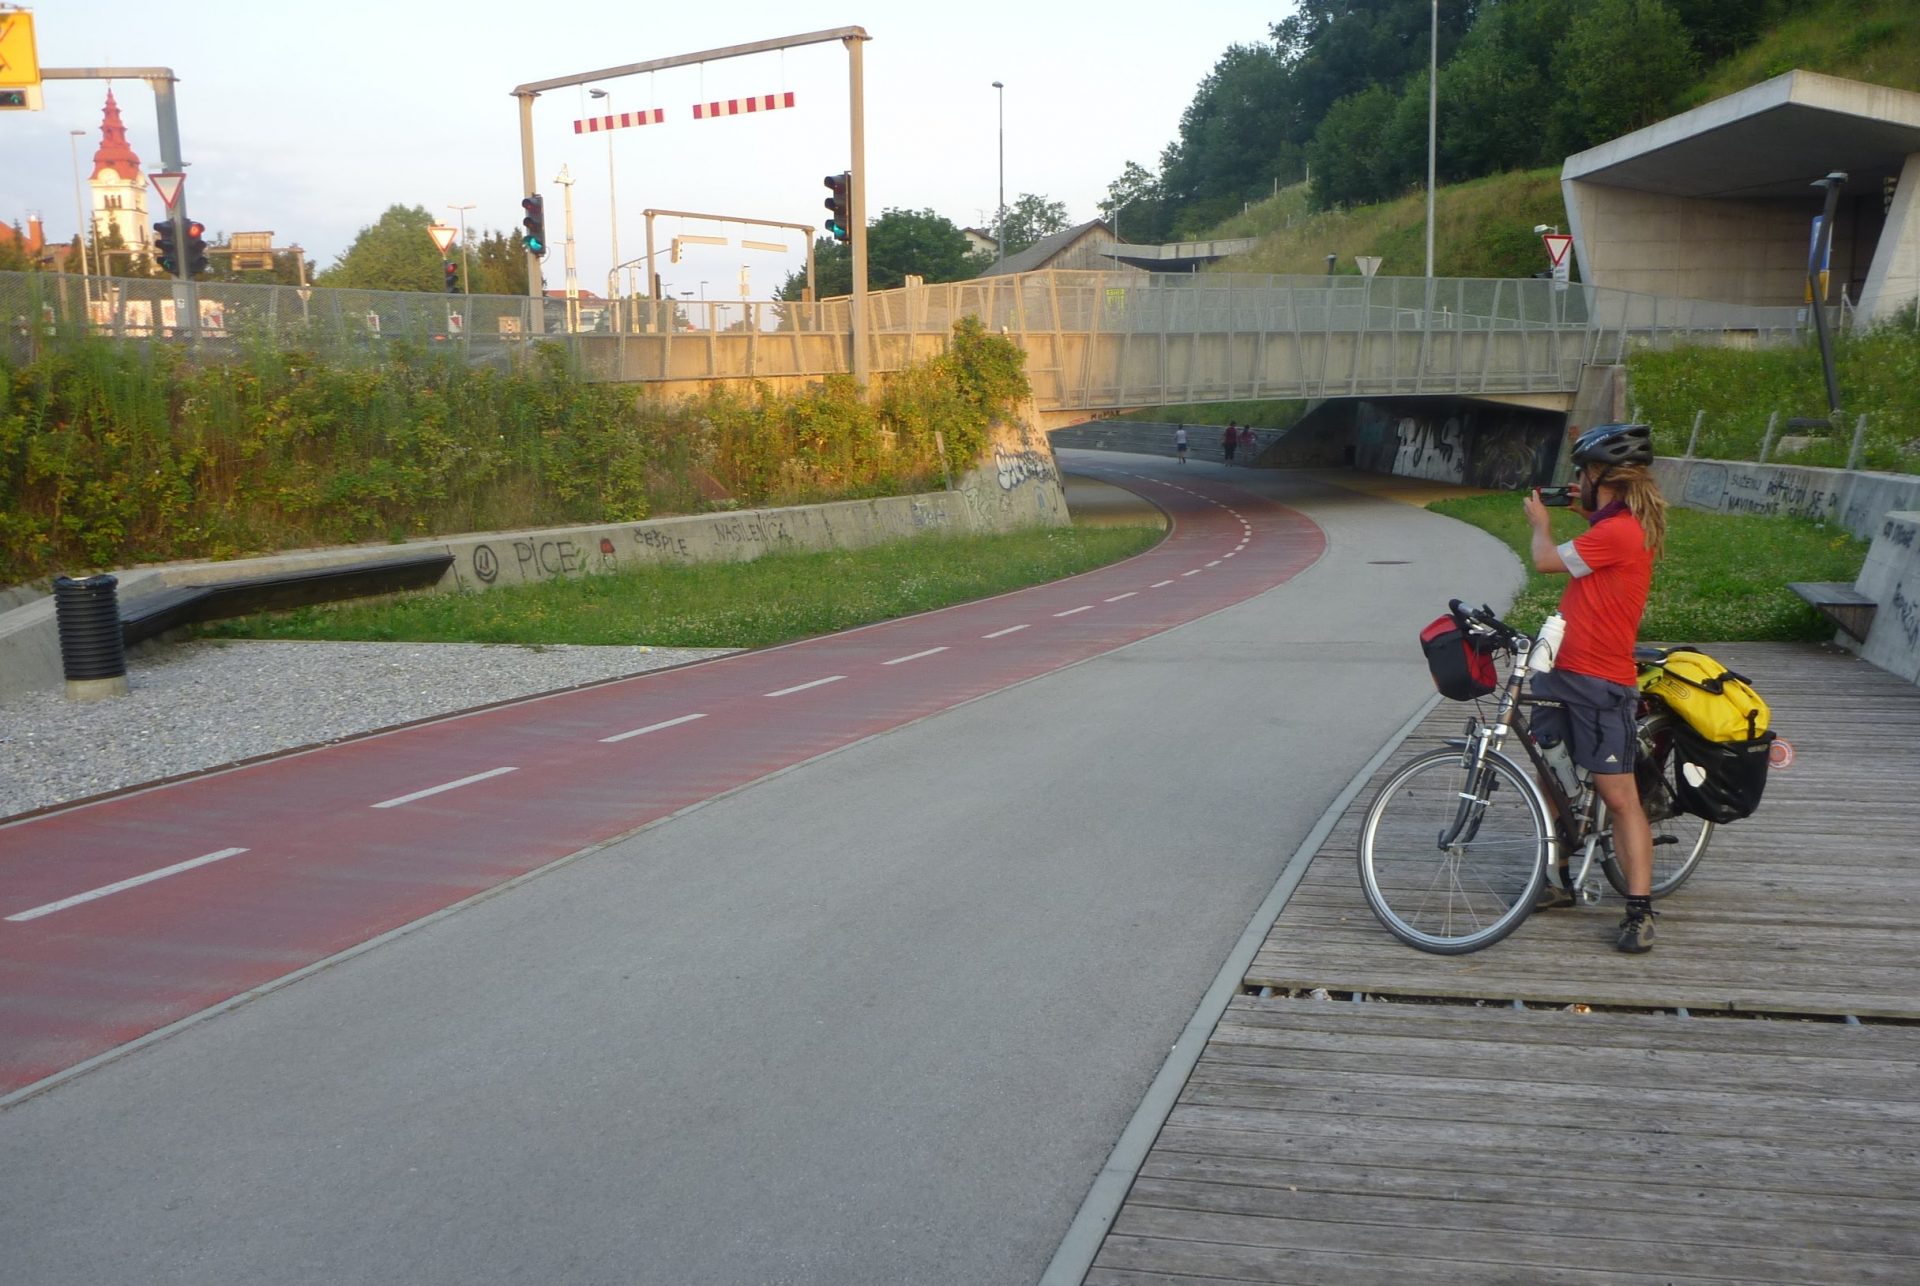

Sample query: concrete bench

[121,553,454,646]
[1787,581,1877,642]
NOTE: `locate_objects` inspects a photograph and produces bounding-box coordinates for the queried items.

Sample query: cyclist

[1522,423,1670,952]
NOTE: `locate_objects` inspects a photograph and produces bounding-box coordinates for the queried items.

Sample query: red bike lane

[0,469,1325,1095]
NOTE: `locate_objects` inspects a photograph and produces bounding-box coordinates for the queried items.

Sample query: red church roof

[91,89,143,183]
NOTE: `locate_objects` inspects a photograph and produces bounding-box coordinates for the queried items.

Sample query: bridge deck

[1086,643,1920,1283]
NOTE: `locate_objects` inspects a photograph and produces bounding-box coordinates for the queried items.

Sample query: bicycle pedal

[1580,880,1604,905]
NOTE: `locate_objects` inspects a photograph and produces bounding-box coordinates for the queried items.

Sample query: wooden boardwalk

[1087,644,1920,1283]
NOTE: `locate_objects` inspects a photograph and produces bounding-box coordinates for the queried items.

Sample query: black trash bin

[53,573,129,699]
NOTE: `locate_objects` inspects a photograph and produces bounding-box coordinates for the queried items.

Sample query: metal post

[993,80,1005,270]
[555,165,578,332]
[1424,0,1437,280]
[1808,171,1846,415]
[646,210,657,305]
[589,88,621,326]
[1847,413,1869,472]
[848,34,870,386]
[67,130,94,306]
[448,203,475,294]
[1758,410,1779,464]
[515,91,543,332]
[1685,409,1704,459]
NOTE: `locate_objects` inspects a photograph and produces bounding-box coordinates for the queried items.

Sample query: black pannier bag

[1671,723,1774,823]
[1420,614,1497,701]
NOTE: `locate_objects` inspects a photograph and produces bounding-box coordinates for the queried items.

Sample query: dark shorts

[1529,668,1638,776]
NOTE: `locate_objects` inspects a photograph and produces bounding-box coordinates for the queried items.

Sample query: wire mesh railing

[4,268,1821,406]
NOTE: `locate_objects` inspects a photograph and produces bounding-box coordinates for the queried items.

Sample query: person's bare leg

[1593,771,1651,896]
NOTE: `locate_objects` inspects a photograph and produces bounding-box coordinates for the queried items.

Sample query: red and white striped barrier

[574,107,666,134]
[693,91,795,120]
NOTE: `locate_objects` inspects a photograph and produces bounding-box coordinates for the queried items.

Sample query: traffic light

[823,171,850,244]
[521,194,547,256]
[445,261,461,294]
[153,219,178,274]
[184,221,209,276]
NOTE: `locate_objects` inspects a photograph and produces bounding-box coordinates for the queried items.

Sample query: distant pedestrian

[1222,422,1238,465]
[1175,425,1188,464]
[1239,423,1257,463]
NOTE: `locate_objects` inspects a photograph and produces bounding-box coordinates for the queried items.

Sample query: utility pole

[447,203,475,294]
[555,165,579,332]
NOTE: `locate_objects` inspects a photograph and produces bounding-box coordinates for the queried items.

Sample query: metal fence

[3,268,1824,410]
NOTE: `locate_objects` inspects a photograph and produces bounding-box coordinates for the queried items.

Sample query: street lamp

[67,129,95,295]
[447,203,475,293]
[589,88,621,322]
[1424,0,1437,281]
[992,80,1005,269]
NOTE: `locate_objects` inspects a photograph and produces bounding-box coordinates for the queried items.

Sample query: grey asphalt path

[0,455,1522,1286]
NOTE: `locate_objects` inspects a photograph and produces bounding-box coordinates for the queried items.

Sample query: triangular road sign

[1542,232,1574,268]
[428,224,458,255]
[149,172,185,210]
[1354,255,1382,278]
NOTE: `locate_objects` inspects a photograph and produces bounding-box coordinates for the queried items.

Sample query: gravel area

[0,639,735,819]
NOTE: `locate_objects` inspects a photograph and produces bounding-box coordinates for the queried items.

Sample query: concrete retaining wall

[1652,457,1920,543]
[1850,511,1920,685]
[0,428,1067,700]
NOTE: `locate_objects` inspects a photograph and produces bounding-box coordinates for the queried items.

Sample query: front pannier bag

[1421,614,1497,701]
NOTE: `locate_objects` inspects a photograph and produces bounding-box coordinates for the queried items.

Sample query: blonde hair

[1602,463,1667,557]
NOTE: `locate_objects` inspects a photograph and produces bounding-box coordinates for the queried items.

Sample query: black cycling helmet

[1571,422,1654,468]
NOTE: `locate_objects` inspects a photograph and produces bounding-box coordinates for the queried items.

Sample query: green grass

[1629,328,1920,475]
[1209,169,1571,282]
[1112,399,1310,430]
[1689,0,1920,102]
[1427,494,1868,642]
[202,524,1166,649]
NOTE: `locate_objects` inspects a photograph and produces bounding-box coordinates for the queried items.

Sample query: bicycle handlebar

[1447,599,1530,651]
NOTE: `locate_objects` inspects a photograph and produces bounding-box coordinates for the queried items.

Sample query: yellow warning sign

[0,10,41,89]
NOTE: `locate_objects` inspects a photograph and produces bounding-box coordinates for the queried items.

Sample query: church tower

[89,89,150,268]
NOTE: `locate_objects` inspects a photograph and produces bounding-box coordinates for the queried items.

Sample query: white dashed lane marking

[1151,580,1174,588]
[883,647,949,666]
[1053,606,1093,618]
[1182,570,1201,577]
[6,848,251,923]
[982,624,1029,639]
[765,676,847,698]
[1104,592,1137,603]
[600,713,708,744]
[372,767,519,809]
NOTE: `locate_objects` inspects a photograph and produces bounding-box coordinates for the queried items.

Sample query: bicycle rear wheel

[1605,711,1714,898]
[1358,747,1548,954]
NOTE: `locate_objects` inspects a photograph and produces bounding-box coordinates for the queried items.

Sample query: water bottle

[1540,737,1582,802]
[1528,611,1566,674]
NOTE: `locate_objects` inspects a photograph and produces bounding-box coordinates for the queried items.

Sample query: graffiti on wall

[1352,403,1561,489]
[1676,462,1844,522]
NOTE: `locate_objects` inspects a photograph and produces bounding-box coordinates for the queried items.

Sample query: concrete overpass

[564,269,1814,425]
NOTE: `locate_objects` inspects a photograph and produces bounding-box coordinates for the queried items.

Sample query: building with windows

[89,89,150,270]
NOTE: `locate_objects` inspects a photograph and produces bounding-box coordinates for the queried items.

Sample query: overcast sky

[4,1,1292,297]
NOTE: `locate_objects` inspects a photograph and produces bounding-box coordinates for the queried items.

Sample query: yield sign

[427,224,458,255]
[149,172,185,210]
[1542,232,1574,268]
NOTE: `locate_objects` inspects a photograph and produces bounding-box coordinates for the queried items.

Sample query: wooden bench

[1787,580,1876,642]
[120,554,454,646]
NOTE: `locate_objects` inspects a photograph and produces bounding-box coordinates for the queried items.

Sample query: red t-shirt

[1553,506,1651,687]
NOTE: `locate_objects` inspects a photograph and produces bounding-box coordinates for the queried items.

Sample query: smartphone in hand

[1537,485,1574,508]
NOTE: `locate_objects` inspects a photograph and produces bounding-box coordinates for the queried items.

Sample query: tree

[1099,161,1172,245]
[1550,0,1696,153]
[468,229,532,296]
[0,224,32,272]
[315,204,447,292]
[777,208,978,299]
[1306,84,1400,209]
[1000,193,1071,256]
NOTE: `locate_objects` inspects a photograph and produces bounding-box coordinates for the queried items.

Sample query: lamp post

[589,87,621,328]
[67,129,95,300]
[992,80,1005,269]
[447,203,475,294]
[1424,0,1437,281]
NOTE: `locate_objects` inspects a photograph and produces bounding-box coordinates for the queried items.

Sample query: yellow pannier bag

[1637,647,1771,743]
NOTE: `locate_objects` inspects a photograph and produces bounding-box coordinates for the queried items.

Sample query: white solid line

[982,624,1030,639]
[600,712,708,743]
[883,647,949,666]
[1103,592,1138,602]
[1151,580,1174,588]
[372,766,519,809]
[765,675,847,698]
[7,848,250,923]
[1053,605,1093,617]
[1182,569,1202,577]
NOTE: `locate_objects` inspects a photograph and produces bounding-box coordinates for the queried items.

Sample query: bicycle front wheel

[1358,747,1549,954]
